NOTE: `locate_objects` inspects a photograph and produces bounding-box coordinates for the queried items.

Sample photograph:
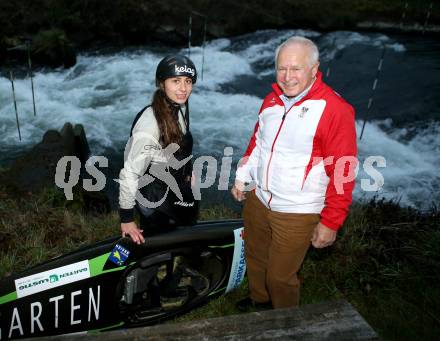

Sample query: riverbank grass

[0,186,438,340]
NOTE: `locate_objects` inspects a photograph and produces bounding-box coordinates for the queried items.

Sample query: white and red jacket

[236,72,357,230]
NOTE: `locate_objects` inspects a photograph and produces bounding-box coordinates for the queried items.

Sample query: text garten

[0,286,100,340]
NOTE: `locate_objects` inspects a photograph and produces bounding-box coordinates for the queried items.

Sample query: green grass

[198,204,241,221]
[0,185,439,340]
[0,186,120,278]
[300,201,440,340]
[176,200,440,340]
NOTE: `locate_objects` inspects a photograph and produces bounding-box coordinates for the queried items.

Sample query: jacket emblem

[299,106,309,118]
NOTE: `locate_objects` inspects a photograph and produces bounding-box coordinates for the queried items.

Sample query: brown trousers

[243,191,320,309]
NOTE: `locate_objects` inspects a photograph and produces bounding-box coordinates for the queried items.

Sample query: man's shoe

[236,297,272,312]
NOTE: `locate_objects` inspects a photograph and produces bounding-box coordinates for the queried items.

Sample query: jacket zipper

[265,109,287,207]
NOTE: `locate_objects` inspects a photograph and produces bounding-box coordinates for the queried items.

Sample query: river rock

[5,123,85,191]
[2,123,109,213]
[31,29,77,68]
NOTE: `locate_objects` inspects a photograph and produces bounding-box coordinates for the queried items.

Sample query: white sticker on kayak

[15,260,90,298]
[226,227,246,293]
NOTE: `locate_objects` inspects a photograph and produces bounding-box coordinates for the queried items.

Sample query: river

[0,29,438,211]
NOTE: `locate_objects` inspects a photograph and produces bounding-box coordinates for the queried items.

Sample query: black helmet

[156,54,197,85]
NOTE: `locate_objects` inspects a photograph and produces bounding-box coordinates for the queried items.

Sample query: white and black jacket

[118,105,189,223]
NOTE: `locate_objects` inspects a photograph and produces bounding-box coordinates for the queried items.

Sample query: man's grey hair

[275,36,319,68]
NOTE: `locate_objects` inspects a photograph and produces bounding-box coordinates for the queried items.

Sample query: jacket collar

[271,70,323,103]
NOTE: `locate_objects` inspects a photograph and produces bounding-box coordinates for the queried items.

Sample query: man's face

[276,44,319,97]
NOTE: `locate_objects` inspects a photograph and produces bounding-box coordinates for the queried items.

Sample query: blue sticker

[108,244,130,266]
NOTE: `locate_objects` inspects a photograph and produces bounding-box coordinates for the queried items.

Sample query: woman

[118,55,198,244]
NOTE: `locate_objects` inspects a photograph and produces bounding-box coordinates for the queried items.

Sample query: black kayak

[0,220,246,340]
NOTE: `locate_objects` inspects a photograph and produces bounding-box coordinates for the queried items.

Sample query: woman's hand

[121,222,145,245]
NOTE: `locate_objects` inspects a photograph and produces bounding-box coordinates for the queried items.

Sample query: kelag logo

[175,64,195,76]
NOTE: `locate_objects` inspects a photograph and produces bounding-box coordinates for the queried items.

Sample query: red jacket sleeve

[319,99,357,230]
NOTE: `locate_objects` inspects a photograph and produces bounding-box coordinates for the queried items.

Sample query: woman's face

[163,76,193,104]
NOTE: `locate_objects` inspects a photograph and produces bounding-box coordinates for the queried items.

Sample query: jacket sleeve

[320,102,357,230]
[118,110,162,222]
[235,102,265,184]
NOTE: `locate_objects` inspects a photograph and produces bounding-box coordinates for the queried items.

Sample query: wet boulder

[32,29,77,68]
[1,123,109,213]
[5,123,87,192]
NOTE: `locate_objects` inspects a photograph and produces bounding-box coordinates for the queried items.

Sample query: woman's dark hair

[151,88,184,147]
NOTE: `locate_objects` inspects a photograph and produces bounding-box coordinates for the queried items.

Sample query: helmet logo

[175,64,195,77]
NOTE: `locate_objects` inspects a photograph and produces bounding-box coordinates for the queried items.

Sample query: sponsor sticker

[175,64,195,76]
[14,260,90,298]
[108,244,130,266]
[226,227,247,293]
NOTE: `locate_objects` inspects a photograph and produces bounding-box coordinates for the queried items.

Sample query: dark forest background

[1,0,439,68]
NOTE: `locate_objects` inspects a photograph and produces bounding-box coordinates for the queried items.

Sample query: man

[231,36,357,311]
